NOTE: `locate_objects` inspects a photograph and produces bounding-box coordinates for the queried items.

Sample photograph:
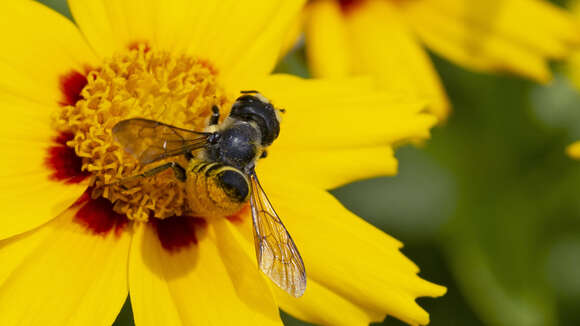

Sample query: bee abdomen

[217,169,249,202]
[186,161,249,218]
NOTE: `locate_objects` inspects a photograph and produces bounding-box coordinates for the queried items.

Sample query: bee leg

[209,105,220,126]
[130,162,187,183]
[240,90,258,94]
[168,162,187,182]
[260,150,268,159]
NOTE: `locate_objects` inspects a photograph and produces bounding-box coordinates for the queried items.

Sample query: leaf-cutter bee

[112,91,306,297]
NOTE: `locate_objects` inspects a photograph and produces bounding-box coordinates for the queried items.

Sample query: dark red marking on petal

[72,188,91,207]
[338,0,358,8]
[226,215,244,224]
[226,205,250,224]
[59,70,88,107]
[339,0,404,12]
[198,58,219,75]
[339,0,367,13]
[74,188,129,236]
[45,132,90,184]
[128,41,151,52]
[152,216,207,253]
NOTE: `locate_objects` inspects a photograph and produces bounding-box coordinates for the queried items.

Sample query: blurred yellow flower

[566,141,580,158]
[0,1,444,326]
[303,0,580,120]
[567,0,580,87]
[565,0,580,160]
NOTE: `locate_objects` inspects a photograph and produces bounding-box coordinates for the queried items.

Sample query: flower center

[54,45,230,222]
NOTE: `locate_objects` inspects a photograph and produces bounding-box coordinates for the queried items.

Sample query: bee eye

[217,170,249,202]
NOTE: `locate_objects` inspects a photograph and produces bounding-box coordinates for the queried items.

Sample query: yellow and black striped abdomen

[186,160,250,218]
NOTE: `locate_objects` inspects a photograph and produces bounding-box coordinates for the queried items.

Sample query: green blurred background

[39,0,580,325]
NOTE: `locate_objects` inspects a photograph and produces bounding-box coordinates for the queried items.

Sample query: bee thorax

[207,121,262,172]
[230,95,280,146]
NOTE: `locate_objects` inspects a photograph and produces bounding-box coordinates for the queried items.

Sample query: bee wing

[249,172,306,297]
[112,118,211,164]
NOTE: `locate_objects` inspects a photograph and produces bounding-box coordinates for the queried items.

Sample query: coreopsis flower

[0,1,445,325]
[303,0,580,120]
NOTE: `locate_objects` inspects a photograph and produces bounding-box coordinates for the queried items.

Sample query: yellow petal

[204,0,306,90]
[0,93,89,239]
[403,0,580,83]
[211,219,281,322]
[279,8,305,59]
[0,205,130,325]
[566,141,580,159]
[276,106,435,149]
[226,214,384,326]
[304,0,351,78]
[252,74,437,150]
[129,219,282,326]
[70,0,305,88]
[0,1,98,105]
[258,176,447,326]
[254,73,377,96]
[275,278,384,326]
[345,0,451,121]
[257,146,398,190]
[68,0,159,58]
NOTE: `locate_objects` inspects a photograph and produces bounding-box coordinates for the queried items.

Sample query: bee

[112,91,306,297]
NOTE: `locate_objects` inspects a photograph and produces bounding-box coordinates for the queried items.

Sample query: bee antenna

[240,90,258,94]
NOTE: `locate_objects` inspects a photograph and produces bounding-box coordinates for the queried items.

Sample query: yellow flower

[0,1,445,325]
[303,0,580,120]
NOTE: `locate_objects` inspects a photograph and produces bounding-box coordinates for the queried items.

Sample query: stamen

[54,44,230,221]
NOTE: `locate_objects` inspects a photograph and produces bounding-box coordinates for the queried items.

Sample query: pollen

[53,44,230,221]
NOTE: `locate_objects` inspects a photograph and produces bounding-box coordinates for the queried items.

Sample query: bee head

[229,92,281,147]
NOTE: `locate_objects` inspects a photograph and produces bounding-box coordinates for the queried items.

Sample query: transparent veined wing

[112,118,211,164]
[249,171,306,297]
